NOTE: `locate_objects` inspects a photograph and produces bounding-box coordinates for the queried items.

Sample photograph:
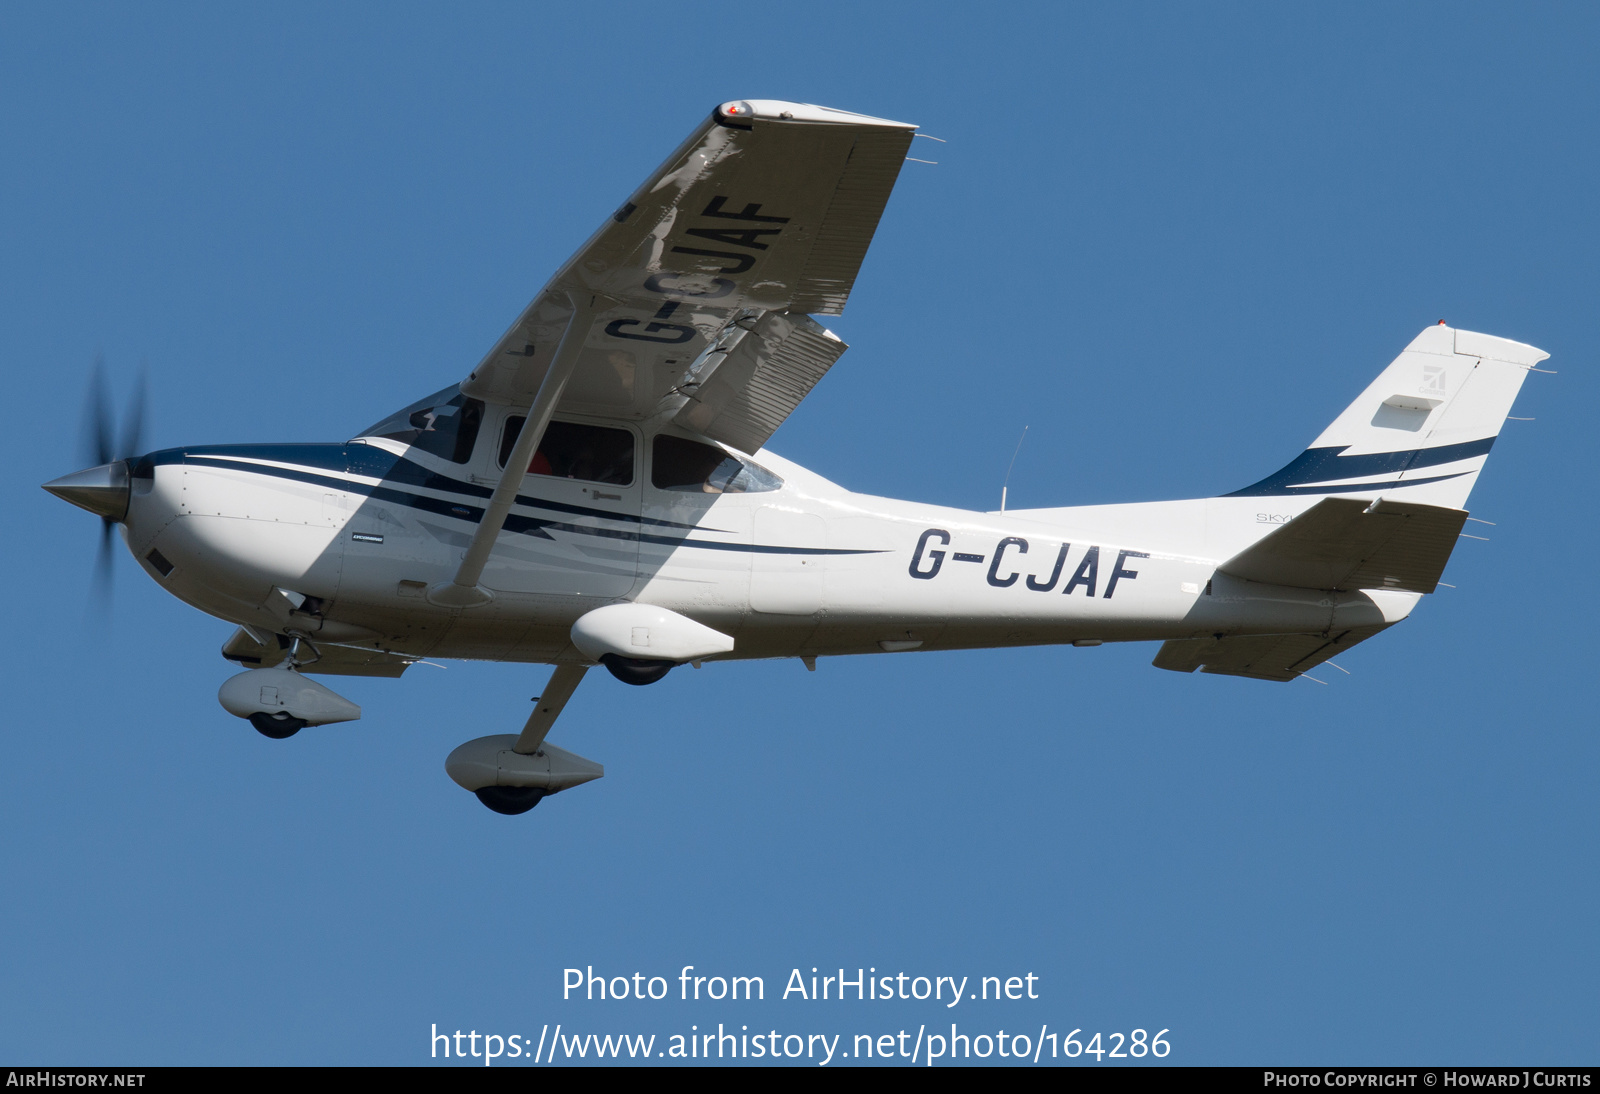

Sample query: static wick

[905,157,939,164]
[1000,425,1030,512]
[914,133,949,143]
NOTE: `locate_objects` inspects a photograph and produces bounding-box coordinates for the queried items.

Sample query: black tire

[474,786,546,815]
[249,711,306,739]
[600,653,675,686]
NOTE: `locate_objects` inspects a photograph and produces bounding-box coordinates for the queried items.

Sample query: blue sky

[3,2,1597,1065]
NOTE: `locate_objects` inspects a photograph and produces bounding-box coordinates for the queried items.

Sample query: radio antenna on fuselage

[1000,425,1029,512]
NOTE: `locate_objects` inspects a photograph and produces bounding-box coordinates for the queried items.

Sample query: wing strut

[428,293,601,608]
[514,664,588,755]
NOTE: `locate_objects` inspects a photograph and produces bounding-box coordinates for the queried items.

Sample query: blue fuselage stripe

[171,446,876,556]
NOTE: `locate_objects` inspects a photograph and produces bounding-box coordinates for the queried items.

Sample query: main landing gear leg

[445,665,603,816]
[515,664,588,756]
[477,664,589,815]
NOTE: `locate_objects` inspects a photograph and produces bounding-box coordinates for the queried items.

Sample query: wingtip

[727,100,917,130]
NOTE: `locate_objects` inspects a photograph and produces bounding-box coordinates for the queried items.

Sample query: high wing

[460,99,917,455]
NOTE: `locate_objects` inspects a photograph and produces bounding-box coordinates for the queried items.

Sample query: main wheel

[600,653,675,686]
[249,711,306,739]
[474,786,547,815]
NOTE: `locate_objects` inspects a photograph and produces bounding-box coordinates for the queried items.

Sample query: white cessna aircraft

[45,100,1548,815]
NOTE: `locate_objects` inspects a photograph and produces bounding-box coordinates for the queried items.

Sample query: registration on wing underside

[460,109,914,440]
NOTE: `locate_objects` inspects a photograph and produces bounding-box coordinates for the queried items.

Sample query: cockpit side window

[360,388,484,465]
[651,435,782,494]
[499,417,635,486]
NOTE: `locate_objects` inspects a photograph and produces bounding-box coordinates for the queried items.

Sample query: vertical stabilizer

[1225,324,1548,509]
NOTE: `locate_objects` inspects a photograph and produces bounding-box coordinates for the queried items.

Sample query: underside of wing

[1152,624,1393,682]
[461,100,916,451]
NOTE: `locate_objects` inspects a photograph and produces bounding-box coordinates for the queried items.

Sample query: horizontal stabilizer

[1219,497,1468,593]
[221,627,416,678]
[1152,624,1392,682]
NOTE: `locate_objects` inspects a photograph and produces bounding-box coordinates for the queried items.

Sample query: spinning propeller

[43,357,148,605]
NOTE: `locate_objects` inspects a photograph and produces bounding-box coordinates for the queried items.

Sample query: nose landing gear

[219,636,361,738]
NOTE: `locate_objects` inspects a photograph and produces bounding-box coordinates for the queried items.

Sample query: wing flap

[1219,497,1468,593]
[671,312,848,454]
[1152,624,1392,682]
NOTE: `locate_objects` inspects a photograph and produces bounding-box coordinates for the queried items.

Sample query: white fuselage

[120,407,1416,667]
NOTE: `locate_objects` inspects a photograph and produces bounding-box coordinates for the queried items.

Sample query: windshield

[358,387,484,464]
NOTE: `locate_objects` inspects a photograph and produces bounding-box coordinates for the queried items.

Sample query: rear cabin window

[361,388,484,464]
[499,418,634,486]
[651,435,782,494]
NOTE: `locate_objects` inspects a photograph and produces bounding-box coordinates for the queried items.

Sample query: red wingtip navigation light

[720,101,754,119]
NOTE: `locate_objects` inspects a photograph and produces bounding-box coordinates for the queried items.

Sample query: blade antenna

[1000,425,1029,512]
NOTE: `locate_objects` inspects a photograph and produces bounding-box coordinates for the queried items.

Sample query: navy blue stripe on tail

[1224,436,1495,497]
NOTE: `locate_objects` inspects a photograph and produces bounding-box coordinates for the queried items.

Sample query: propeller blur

[49,358,147,606]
